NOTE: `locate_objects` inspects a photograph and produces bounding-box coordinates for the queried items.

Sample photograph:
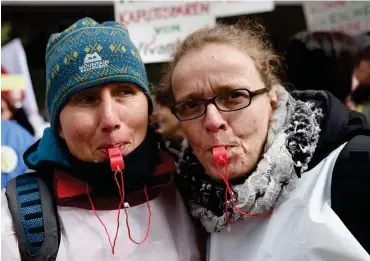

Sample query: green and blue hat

[46,17,150,130]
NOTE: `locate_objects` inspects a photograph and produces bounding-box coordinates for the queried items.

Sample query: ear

[268,85,278,111]
[58,124,65,140]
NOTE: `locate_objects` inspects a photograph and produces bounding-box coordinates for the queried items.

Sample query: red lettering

[170,6,182,18]
[153,7,161,20]
[332,21,361,34]
[160,6,168,20]
[129,11,136,24]
[121,3,211,25]
[120,12,130,25]
[200,3,210,14]
[185,4,192,16]
[136,9,145,22]
[324,1,346,9]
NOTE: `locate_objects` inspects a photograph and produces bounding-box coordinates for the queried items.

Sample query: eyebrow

[74,88,98,97]
[177,84,250,102]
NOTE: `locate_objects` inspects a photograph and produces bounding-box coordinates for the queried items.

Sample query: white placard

[114,1,275,63]
[213,1,274,18]
[115,1,215,63]
[302,1,370,35]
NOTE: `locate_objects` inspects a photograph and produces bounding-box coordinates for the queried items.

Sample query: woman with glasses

[160,22,370,261]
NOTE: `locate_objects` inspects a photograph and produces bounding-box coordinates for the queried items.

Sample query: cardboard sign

[303,1,370,35]
[114,1,275,63]
[115,1,215,63]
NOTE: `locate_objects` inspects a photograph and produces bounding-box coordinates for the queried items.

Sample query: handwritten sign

[302,1,370,35]
[114,1,275,63]
[115,1,215,64]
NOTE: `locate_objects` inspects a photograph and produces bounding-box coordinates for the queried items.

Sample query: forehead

[172,43,263,101]
[74,82,140,94]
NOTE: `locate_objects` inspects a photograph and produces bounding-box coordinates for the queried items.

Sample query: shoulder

[331,135,370,254]
[292,90,370,170]
[2,189,14,234]
[1,189,21,260]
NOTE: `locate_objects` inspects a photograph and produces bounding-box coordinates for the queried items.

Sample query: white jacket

[208,144,370,261]
[2,184,200,261]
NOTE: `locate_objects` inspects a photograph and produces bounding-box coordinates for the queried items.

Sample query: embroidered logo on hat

[79,52,109,73]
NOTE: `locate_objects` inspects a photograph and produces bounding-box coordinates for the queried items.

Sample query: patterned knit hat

[46,17,150,130]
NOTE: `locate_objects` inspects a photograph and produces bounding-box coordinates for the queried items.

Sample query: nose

[99,94,121,133]
[204,104,228,133]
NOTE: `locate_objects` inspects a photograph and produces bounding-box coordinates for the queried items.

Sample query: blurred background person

[352,32,370,122]
[1,67,35,136]
[285,31,361,109]
[151,81,185,161]
[354,32,370,87]
[1,119,34,188]
[2,39,50,140]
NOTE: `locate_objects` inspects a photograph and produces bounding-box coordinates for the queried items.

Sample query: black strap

[6,172,60,261]
[331,135,370,254]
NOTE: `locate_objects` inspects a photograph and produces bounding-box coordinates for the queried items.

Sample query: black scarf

[66,128,160,197]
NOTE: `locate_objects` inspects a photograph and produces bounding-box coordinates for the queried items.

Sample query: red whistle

[213,146,228,165]
[108,147,125,171]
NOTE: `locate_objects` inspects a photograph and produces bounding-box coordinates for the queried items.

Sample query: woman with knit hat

[2,17,200,260]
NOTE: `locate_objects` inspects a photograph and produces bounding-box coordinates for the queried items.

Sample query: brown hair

[162,20,282,105]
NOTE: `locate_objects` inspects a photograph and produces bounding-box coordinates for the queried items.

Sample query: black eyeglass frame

[171,87,270,121]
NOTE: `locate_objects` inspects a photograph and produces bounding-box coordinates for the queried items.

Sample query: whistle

[212,146,228,165]
[108,147,125,171]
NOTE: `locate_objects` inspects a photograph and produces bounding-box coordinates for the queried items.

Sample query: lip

[207,145,234,151]
[97,143,129,157]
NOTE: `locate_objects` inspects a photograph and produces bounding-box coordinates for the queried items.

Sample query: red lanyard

[86,147,151,255]
[212,147,274,227]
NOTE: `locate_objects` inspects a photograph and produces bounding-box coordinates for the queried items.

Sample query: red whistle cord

[213,148,274,227]
[86,149,152,255]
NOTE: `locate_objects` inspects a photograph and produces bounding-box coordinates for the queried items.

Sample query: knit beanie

[45,17,150,130]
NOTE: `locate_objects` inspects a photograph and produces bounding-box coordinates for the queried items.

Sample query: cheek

[60,109,95,145]
[181,121,201,146]
[230,107,270,160]
[230,111,263,141]
[122,97,149,146]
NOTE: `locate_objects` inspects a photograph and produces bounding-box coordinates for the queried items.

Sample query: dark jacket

[293,90,370,254]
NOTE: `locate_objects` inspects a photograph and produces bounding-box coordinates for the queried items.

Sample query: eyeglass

[171,87,270,121]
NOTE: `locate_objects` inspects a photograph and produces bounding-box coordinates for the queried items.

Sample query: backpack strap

[331,135,370,254]
[5,172,60,261]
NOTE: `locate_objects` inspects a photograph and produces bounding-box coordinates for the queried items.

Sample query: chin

[205,159,253,181]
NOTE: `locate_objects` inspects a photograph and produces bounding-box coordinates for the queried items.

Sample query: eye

[72,93,99,105]
[221,90,249,101]
[230,91,242,99]
[175,99,204,118]
[184,100,201,109]
[115,85,135,96]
